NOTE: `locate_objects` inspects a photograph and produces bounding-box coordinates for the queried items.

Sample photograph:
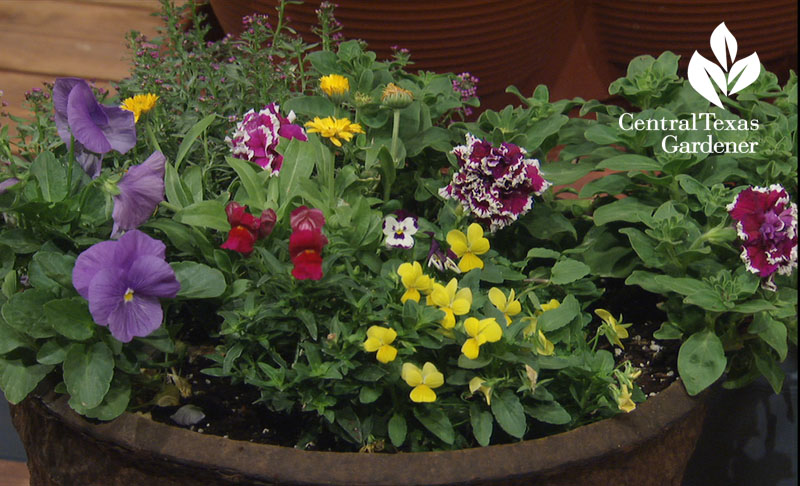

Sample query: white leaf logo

[688,22,761,108]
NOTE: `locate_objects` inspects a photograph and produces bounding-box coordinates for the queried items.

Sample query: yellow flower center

[123,288,135,302]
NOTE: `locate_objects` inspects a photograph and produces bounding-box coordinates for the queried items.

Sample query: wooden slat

[0,460,28,486]
[65,0,169,9]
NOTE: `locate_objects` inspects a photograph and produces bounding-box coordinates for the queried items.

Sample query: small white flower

[382,215,418,249]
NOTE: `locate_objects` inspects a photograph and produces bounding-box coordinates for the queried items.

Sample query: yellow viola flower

[615,384,636,413]
[488,287,521,326]
[428,278,472,329]
[540,298,561,312]
[461,317,502,360]
[363,326,398,364]
[319,74,350,98]
[446,223,490,272]
[304,117,364,147]
[401,362,444,403]
[522,299,559,356]
[595,309,632,349]
[120,93,158,123]
[468,376,492,405]
[397,261,433,303]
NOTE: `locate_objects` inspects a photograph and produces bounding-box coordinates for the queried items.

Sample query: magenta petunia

[72,230,180,342]
[727,184,798,289]
[226,103,307,175]
[111,151,166,238]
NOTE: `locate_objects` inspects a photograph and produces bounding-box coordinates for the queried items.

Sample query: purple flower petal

[72,240,118,299]
[101,106,137,154]
[0,177,20,194]
[112,151,166,236]
[87,267,128,325]
[53,77,85,145]
[75,145,103,179]
[126,255,180,299]
[66,82,113,154]
[106,293,163,343]
[114,229,167,267]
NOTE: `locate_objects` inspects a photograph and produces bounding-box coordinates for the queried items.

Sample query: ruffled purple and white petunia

[439,134,551,232]
[727,184,798,290]
[383,214,419,249]
[226,103,307,175]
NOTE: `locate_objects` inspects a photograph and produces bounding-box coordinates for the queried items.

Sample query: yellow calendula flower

[595,309,632,349]
[615,384,636,413]
[305,116,364,147]
[428,278,472,329]
[319,74,350,98]
[120,93,158,123]
[363,326,398,364]
[446,223,490,272]
[468,376,492,405]
[401,362,444,403]
[488,287,521,326]
[461,317,502,360]
[381,82,414,109]
[397,262,433,303]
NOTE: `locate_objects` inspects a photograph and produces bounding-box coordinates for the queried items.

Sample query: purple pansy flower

[226,103,307,175]
[111,151,166,238]
[439,134,551,232]
[53,78,137,178]
[383,214,418,249]
[727,184,798,290]
[426,238,461,273]
[72,230,180,342]
[0,177,20,195]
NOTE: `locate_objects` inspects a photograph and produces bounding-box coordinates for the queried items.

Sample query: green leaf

[528,401,571,425]
[276,137,317,211]
[31,251,76,289]
[0,316,30,353]
[171,261,226,299]
[619,228,666,267]
[358,386,381,404]
[469,403,493,446]
[550,258,590,285]
[2,289,56,338]
[653,322,683,340]
[76,374,131,421]
[164,161,192,209]
[748,313,788,360]
[282,95,335,118]
[0,359,53,404]
[526,248,561,260]
[593,197,654,225]
[752,349,785,394]
[578,173,630,198]
[457,354,492,369]
[0,229,41,254]
[597,154,661,172]
[413,407,455,444]
[388,413,407,447]
[335,407,363,444]
[226,156,267,210]
[174,200,229,232]
[30,151,67,202]
[537,294,580,332]
[677,329,726,395]
[174,114,216,170]
[63,342,114,409]
[296,308,317,340]
[490,389,526,439]
[36,340,71,365]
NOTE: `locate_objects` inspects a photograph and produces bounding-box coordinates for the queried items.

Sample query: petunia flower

[595,309,631,349]
[468,376,492,405]
[401,362,444,403]
[727,184,797,290]
[383,214,418,249]
[120,93,159,123]
[488,287,521,326]
[304,116,364,147]
[289,228,328,280]
[397,261,433,303]
[363,326,398,364]
[72,230,180,343]
[111,151,166,238]
[446,223,490,272]
[220,202,276,255]
[428,278,472,329]
[319,74,350,99]
[53,77,137,178]
[290,205,325,232]
[461,317,502,360]
[226,103,307,175]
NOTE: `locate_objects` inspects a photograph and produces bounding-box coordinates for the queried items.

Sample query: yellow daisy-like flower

[120,93,158,123]
[401,362,444,403]
[461,317,502,360]
[595,309,632,349]
[319,74,350,98]
[428,278,472,329]
[615,384,636,413]
[488,287,521,326]
[304,116,364,147]
[468,376,492,405]
[446,223,490,272]
[397,261,433,303]
[363,326,398,364]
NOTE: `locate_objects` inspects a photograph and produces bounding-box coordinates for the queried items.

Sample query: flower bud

[353,91,373,108]
[381,83,414,109]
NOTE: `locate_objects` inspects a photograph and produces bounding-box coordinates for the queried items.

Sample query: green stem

[390,109,401,163]
[145,122,162,154]
[65,135,76,194]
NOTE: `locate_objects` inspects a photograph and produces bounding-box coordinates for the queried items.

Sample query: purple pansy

[226,103,307,175]
[439,134,551,232]
[0,177,20,195]
[383,214,418,249]
[727,184,798,290]
[72,230,180,342]
[111,151,166,238]
[53,78,137,178]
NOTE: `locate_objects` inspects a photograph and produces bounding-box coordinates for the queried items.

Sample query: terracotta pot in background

[209,0,580,111]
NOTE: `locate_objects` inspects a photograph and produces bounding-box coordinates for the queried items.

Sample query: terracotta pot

[208,0,579,111]
[588,0,798,77]
[11,380,706,486]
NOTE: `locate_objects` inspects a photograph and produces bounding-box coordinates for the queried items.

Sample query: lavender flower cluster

[440,134,551,232]
[452,72,479,117]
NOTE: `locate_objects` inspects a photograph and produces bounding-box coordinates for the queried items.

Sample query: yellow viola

[595,309,632,349]
[319,74,350,98]
[522,298,559,356]
[397,262,433,303]
[615,384,636,413]
[363,326,398,364]
[401,362,444,403]
[468,376,492,405]
[120,93,158,123]
[428,278,472,329]
[488,287,521,326]
[446,223,490,272]
[461,317,502,360]
[304,116,364,147]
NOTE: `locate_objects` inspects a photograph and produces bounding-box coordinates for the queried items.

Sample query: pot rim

[33,379,705,486]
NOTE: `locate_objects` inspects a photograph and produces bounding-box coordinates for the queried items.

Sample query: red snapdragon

[221,202,276,255]
[289,206,327,280]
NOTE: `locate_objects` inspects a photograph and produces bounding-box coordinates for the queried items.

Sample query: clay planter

[208,0,579,111]
[11,380,706,486]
